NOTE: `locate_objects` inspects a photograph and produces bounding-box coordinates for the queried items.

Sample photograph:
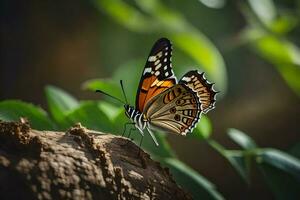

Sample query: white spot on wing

[151,79,159,87]
[155,71,160,76]
[148,56,156,62]
[182,77,191,82]
[155,63,162,70]
[157,51,163,58]
[164,58,167,63]
[165,72,169,76]
[143,67,152,75]
[164,66,168,70]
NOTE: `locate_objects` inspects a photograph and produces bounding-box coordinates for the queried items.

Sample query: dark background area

[1,0,299,199]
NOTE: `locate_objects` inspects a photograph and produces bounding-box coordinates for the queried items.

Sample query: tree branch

[0,120,191,200]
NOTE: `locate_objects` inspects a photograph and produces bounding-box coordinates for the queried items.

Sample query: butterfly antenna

[95,90,125,104]
[120,80,128,104]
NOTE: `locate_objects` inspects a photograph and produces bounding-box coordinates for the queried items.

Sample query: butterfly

[97,38,217,146]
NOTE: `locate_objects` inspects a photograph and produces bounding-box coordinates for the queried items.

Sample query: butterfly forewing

[136,38,177,112]
[144,84,201,135]
[179,70,217,113]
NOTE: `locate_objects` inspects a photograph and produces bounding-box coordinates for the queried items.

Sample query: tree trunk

[0,120,191,200]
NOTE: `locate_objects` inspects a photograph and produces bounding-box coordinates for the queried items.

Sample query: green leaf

[270,14,299,34]
[274,63,300,97]
[163,158,224,200]
[208,140,251,184]
[289,142,300,159]
[190,115,212,140]
[0,100,55,130]
[242,30,300,96]
[171,33,227,93]
[82,78,124,102]
[247,0,277,27]
[66,101,113,133]
[247,0,298,34]
[112,59,143,104]
[241,2,300,97]
[257,148,300,181]
[110,108,129,135]
[198,0,226,9]
[45,85,79,128]
[254,35,300,66]
[95,0,227,93]
[93,0,159,33]
[227,128,257,150]
[258,163,300,200]
[256,149,300,199]
[225,150,251,184]
[98,101,123,122]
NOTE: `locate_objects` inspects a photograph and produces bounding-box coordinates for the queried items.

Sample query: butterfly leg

[122,122,135,137]
[126,126,136,141]
[137,135,144,156]
[135,125,145,136]
[121,126,137,146]
[146,127,159,146]
[134,127,145,156]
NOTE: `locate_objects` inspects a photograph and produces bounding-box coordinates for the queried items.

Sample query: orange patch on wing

[138,92,147,110]
[141,76,154,91]
[138,75,156,111]
[138,76,176,112]
[161,80,174,87]
[144,79,175,108]
[146,87,165,101]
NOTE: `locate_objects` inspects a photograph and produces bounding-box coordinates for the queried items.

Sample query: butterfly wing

[144,84,201,135]
[144,70,217,135]
[136,38,177,112]
[179,70,218,113]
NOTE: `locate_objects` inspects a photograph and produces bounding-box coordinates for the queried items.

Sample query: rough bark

[0,120,191,200]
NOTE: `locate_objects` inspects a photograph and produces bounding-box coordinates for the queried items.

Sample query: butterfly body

[124,104,159,145]
[122,38,217,146]
[124,104,148,131]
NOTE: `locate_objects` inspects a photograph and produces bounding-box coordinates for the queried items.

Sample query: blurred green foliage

[240,0,300,96]
[94,0,227,93]
[1,0,300,199]
[0,100,55,130]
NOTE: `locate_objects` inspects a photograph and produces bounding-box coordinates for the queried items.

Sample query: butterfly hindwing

[143,70,217,135]
[144,84,201,135]
[179,70,217,113]
[136,38,177,112]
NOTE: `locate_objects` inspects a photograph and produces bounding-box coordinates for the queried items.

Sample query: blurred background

[1,0,300,199]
